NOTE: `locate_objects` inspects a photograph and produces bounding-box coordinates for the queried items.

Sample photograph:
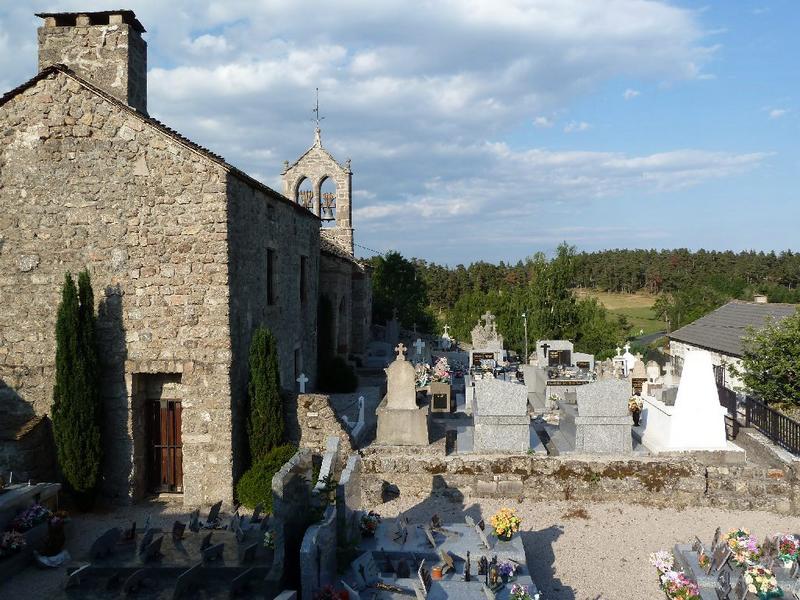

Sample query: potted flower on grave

[40,510,69,557]
[650,550,701,600]
[628,396,644,426]
[9,503,53,533]
[489,508,521,542]
[0,531,26,559]
[498,559,517,582]
[776,534,800,568]
[743,565,782,599]
[724,528,761,566]
[509,584,538,600]
[360,511,381,537]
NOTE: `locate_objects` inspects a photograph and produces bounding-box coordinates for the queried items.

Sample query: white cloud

[769,108,788,120]
[564,121,591,133]
[623,88,641,100]
[533,116,554,128]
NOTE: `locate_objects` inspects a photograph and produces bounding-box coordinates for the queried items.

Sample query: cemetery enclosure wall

[360,452,800,515]
[1,71,231,505]
[285,393,355,464]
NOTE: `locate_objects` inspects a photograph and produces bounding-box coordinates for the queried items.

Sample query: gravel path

[372,495,800,600]
[2,496,797,599]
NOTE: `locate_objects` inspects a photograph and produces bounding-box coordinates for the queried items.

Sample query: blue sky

[1,1,797,265]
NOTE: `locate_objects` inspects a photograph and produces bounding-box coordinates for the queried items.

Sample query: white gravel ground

[1,497,797,599]
[371,495,800,600]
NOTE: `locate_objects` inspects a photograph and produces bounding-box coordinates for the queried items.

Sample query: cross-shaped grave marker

[395,343,407,360]
[413,338,425,356]
[540,342,551,359]
[296,373,309,394]
[443,324,450,337]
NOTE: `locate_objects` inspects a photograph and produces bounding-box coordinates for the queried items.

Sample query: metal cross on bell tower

[312,87,325,145]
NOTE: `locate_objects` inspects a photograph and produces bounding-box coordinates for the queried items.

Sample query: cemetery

[1,7,800,599]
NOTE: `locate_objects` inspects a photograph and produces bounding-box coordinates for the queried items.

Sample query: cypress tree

[247,326,283,462]
[52,270,102,501]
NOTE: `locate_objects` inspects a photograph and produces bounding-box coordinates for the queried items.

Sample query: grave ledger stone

[375,344,430,445]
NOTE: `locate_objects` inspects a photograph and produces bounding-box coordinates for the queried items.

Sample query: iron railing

[744,396,800,455]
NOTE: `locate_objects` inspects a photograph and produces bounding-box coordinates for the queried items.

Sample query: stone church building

[0,10,371,506]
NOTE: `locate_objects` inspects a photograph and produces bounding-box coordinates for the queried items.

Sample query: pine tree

[247,326,283,462]
[52,270,102,501]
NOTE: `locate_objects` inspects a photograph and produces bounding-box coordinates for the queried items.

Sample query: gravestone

[535,340,574,367]
[336,454,362,545]
[430,381,452,413]
[142,535,164,562]
[469,312,504,367]
[188,509,200,532]
[172,521,186,541]
[90,527,121,559]
[573,379,632,453]
[205,501,222,528]
[173,562,203,600]
[375,344,430,445]
[299,504,338,600]
[202,542,224,563]
[472,378,533,453]
[122,568,150,594]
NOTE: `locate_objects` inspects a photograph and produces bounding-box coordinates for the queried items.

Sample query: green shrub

[52,270,102,504]
[236,444,298,510]
[247,326,283,462]
[318,355,359,393]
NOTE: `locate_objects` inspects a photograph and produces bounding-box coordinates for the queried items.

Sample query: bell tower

[282,95,353,255]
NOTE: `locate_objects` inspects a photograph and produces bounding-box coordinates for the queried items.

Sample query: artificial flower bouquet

[744,565,782,598]
[628,396,643,413]
[725,528,761,565]
[263,531,275,549]
[9,503,52,533]
[489,508,521,540]
[432,357,451,384]
[0,531,26,558]
[360,511,381,537]
[776,534,800,566]
[510,583,540,600]
[498,559,517,580]
[650,551,700,600]
[414,363,431,388]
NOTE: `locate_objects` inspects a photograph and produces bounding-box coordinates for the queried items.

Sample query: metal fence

[717,385,800,455]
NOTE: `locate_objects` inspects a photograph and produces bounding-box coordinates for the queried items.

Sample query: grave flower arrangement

[743,565,781,598]
[509,584,539,600]
[725,528,761,565]
[263,531,275,549]
[776,534,800,566]
[360,511,381,537]
[9,503,52,533]
[0,531,26,558]
[628,396,643,413]
[489,508,521,541]
[414,363,431,388]
[650,551,700,600]
[431,357,451,384]
[498,559,517,581]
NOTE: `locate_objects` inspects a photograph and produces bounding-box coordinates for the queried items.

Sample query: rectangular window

[267,249,276,305]
[300,256,307,304]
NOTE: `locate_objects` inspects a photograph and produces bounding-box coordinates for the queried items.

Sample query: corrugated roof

[36,10,146,33]
[0,64,318,220]
[668,300,797,357]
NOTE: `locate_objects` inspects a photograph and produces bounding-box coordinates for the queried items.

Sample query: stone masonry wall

[226,175,320,482]
[38,19,148,114]
[285,393,355,463]
[359,451,800,515]
[0,71,232,505]
[319,253,353,356]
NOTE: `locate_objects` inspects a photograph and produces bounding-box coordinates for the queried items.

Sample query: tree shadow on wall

[96,284,130,502]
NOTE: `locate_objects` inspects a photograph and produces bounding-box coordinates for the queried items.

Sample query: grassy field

[574,288,665,337]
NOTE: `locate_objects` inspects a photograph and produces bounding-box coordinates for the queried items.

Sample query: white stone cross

[395,343,407,360]
[413,338,425,355]
[615,346,622,357]
[296,373,309,393]
[443,324,451,337]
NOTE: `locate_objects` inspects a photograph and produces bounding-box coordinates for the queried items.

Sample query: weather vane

[312,87,325,129]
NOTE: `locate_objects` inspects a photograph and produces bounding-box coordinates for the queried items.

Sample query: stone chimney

[36,10,147,114]
[753,294,768,304]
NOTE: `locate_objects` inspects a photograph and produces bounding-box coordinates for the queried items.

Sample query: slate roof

[668,300,797,357]
[319,236,366,269]
[0,64,317,219]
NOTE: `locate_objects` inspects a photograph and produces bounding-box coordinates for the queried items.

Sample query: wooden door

[148,400,183,493]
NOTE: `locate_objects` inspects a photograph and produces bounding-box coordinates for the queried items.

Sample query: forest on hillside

[368,246,800,359]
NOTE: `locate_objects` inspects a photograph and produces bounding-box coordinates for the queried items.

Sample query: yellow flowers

[490,508,522,538]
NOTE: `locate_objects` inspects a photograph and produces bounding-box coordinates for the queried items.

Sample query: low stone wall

[359,451,799,515]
